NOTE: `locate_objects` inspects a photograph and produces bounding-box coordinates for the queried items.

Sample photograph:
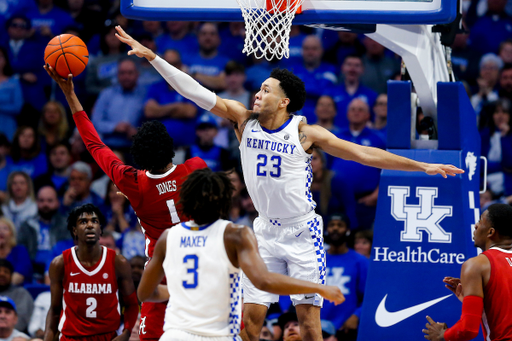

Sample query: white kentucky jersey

[163,219,242,337]
[240,115,316,219]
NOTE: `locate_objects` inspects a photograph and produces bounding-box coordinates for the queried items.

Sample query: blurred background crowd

[0,0,510,339]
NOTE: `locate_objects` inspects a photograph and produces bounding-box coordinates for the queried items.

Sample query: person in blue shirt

[325,55,378,129]
[285,35,338,123]
[91,58,146,150]
[321,213,369,341]
[144,49,198,148]
[6,126,48,179]
[26,0,76,39]
[330,98,385,230]
[156,21,198,57]
[186,23,230,92]
[185,114,233,172]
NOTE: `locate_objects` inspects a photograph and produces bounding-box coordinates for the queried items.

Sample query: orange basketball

[44,34,89,78]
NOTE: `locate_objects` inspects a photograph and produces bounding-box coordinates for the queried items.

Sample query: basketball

[44,34,89,78]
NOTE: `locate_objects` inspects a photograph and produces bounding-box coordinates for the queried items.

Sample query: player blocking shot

[137,168,345,341]
[44,64,207,341]
[44,204,138,341]
[115,26,464,341]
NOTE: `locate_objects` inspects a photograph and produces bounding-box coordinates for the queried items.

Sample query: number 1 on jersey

[166,199,180,224]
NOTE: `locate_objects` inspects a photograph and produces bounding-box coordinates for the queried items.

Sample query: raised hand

[424,164,464,178]
[114,25,156,61]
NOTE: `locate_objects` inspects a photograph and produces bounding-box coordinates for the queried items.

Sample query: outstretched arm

[114,26,249,127]
[301,124,464,178]
[226,225,344,305]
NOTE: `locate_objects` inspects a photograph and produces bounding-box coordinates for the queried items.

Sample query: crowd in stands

[0,0,510,339]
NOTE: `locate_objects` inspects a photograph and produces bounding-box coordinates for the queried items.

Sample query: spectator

[185,114,233,172]
[321,214,368,340]
[155,21,198,57]
[354,230,373,258]
[360,37,400,94]
[26,0,75,39]
[91,58,146,150]
[187,23,229,92]
[0,46,23,142]
[326,55,378,129]
[33,142,72,195]
[1,14,47,113]
[499,39,512,64]
[217,61,250,150]
[370,93,388,140]
[144,49,197,147]
[471,53,502,116]
[0,220,32,286]
[314,95,341,136]
[321,320,337,341]
[468,0,512,56]
[330,99,386,229]
[17,186,69,272]
[61,161,103,213]
[0,134,11,203]
[27,291,50,338]
[286,35,337,122]
[0,260,34,332]
[1,172,37,231]
[498,63,512,100]
[85,24,127,97]
[0,296,29,340]
[480,98,512,195]
[6,127,48,179]
[38,101,70,152]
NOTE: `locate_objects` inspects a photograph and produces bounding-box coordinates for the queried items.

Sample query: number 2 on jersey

[182,254,198,289]
[256,154,281,177]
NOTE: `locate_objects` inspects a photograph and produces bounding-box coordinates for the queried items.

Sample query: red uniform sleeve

[73,111,141,206]
[184,157,208,172]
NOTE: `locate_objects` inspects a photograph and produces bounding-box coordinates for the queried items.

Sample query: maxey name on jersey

[180,236,208,248]
[67,283,113,294]
[245,138,298,155]
[156,180,177,195]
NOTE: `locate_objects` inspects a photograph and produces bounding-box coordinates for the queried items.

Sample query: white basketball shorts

[242,210,326,307]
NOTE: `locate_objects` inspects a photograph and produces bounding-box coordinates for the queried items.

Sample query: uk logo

[388,186,453,243]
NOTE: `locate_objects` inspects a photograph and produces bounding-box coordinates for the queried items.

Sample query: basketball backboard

[121,0,458,25]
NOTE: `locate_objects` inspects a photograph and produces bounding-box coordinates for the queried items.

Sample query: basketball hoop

[236,0,303,61]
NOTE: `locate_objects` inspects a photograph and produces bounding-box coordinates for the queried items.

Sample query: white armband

[150,55,217,111]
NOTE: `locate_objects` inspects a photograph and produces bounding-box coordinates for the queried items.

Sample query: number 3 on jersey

[256,154,281,177]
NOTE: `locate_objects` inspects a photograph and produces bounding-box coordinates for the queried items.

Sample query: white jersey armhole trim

[71,246,108,276]
[146,164,177,179]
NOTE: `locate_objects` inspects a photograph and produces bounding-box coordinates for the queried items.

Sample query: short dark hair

[67,204,105,239]
[487,203,512,238]
[130,121,175,173]
[179,168,234,225]
[270,68,306,113]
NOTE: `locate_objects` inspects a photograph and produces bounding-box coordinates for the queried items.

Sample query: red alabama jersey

[59,246,120,337]
[481,247,512,341]
[73,111,207,258]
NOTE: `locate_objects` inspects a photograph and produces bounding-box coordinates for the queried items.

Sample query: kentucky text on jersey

[180,236,208,248]
[67,282,113,294]
[156,180,177,195]
[373,246,465,264]
[245,138,297,155]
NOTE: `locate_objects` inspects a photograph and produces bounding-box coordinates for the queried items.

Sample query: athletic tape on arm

[150,55,217,111]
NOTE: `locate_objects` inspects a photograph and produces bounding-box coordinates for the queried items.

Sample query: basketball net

[236,0,304,60]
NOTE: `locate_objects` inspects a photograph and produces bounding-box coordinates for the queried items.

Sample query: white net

[236,0,304,61]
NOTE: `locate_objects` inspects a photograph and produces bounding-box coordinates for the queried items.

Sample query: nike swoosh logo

[375,293,452,327]
[70,272,80,276]
[251,129,260,132]
[295,231,304,237]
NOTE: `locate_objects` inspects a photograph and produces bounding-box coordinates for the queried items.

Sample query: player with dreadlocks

[44,65,207,340]
[138,168,345,341]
